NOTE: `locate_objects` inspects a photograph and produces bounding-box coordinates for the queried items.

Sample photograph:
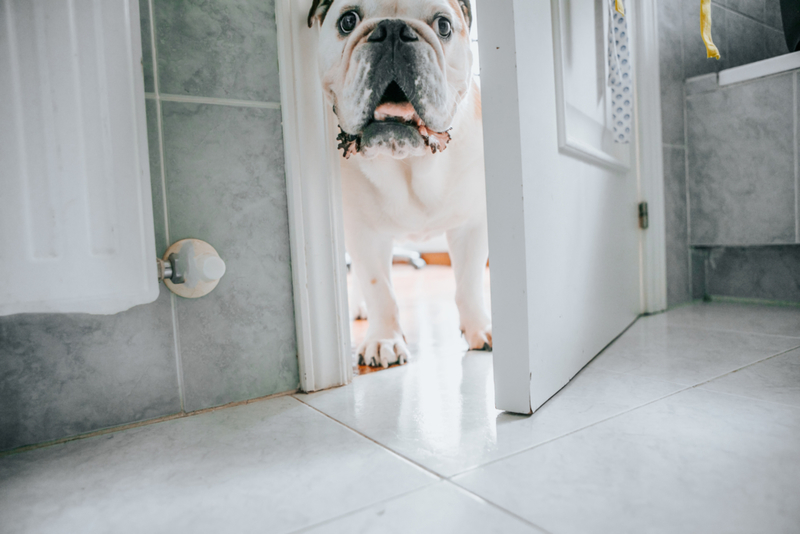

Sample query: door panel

[478,0,641,413]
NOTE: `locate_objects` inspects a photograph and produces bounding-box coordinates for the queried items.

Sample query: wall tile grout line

[711,1,782,30]
[144,92,281,109]
[683,80,693,295]
[146,0,185,413]
[678,0,693,302]
[794,72,799,242]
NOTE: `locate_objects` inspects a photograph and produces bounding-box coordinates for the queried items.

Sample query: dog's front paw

[357,335,409,368]
[463,323,492,351]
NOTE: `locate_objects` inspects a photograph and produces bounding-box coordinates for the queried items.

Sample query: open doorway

[277,0,667,413]
[347,2,490,374]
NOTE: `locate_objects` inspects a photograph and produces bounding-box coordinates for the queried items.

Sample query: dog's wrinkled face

[309,0,473,159]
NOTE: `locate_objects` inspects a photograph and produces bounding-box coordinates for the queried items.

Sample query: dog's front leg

[447,220,492,350]
[348,231,409,367]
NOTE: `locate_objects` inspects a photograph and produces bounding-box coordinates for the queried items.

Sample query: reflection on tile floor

[350,265,492,374]
[1,265,799,533]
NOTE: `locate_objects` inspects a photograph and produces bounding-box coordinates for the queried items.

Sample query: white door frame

[275,0,666,395]
[275,0,352,393]
[632,0,668,314]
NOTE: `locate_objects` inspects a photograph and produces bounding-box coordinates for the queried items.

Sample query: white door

[478,0,651,414]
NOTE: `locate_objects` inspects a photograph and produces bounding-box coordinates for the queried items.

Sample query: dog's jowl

[309,0,491,367]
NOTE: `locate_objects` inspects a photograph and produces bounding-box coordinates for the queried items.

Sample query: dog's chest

[346,153,482,237]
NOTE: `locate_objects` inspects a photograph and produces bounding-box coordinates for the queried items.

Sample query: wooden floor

[349,264,492,374]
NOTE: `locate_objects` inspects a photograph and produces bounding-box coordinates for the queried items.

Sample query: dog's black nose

[368,20,419,44]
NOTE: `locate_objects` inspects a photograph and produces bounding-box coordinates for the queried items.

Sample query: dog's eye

[435,17,452,38]
[338,11,360,35]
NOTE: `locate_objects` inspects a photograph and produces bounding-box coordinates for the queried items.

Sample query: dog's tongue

[366,102,452,156]
[374,102,417,123]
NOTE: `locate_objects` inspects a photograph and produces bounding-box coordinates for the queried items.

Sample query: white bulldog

[308,0,491,367]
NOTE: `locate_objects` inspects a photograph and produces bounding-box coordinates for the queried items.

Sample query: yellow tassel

[615,0,625,16]
[700,0,721,59]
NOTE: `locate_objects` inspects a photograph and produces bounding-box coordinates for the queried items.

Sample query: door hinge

[638,201,649,229]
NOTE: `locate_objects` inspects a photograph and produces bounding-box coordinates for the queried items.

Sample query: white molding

[275,0,352,392]
[719,51,800,87]
[632,0,668,313]
[550,0,631,172]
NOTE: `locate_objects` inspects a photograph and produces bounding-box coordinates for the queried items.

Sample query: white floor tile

[454,388,800,534]
[0,397,436,534]
[661,302,800,338]
[589,315,800,386]
[298,352,683,477]
[298,481,543,534]
[700,347,800,407]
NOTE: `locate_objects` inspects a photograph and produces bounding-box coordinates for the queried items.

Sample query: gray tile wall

[693,246,800,302]
[683,0,789,79]
[659,0,797,306]
[0,0,298,452]
[686,72,797,246]
[659,0,692,306]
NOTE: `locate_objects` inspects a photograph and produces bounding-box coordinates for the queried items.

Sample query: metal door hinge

[638,202,649,229]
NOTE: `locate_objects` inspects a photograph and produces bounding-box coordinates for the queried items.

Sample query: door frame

[275,0,352,393]
[275,0,666,395]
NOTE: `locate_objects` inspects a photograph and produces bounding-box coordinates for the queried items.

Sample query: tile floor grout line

[442,480,555,534]
[693,386,800,411]
[592,342,800,388]
[687,343,800,389]
[584,366,689,387]
[0,389,299,458]
[283,479,552,534]
[282,484,442,534]
[146,0,186,414]
[447,343,800,479]
[651,321,800,341]
[446,386,694,480]
[290,395,446,480]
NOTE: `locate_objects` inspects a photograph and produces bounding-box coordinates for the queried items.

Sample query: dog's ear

[308,0,335,28]
[458,0,472,30]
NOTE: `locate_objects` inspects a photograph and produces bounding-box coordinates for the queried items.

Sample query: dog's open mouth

[337,81,452,159]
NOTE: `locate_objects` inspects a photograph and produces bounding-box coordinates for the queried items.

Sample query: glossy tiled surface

[139,0,154,93]
[2,273,799,532]
[588,317,799,386]
[161,102,297,412]
[299,353,682,477]
[153,0,281,102]
[0,289,180,452]
[687,73,796,245]
[703,246,800,303]
[657,0,685,147]
[0,397,434,534]
[300,482,543,534]
[658,0,795,303]
[454,388,800,534]
[0,0,298,453]
[663,146,690,306]
[700,347,800,407]
[664,300,800,337]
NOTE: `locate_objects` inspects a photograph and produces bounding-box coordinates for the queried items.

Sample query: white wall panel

[0,0,158,315]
